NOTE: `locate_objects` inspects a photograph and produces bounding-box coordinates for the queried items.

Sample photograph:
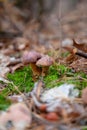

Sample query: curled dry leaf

[73,39,87,53]
[10,63,24,73]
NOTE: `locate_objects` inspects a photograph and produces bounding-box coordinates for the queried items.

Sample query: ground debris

[0,1,87,130]
[0,103,32,130]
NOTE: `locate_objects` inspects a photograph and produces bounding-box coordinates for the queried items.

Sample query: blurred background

[0,0,87,49]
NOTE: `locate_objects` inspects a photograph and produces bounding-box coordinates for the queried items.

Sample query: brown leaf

[64,46,77,54]
[69,58,87,73]
[10,63,24,73]
[66,54,78,64]
[73,39,87,53]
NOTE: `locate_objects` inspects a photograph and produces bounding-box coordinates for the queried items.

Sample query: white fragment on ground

[0,53,19,78]
[0,103,32,130]
[0,54,10,67]
[8,95,24,103]
[0,77,10,84]
[62,38,73,47]
[41,84,79,103]
[0,54,10,78]
[0,67,10,78]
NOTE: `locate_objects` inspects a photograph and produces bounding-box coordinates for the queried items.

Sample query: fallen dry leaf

[0,103,32,130]
[69,58,87,73]
[73,39,87,53]
[10,63,24,73]
[65,54,78,64]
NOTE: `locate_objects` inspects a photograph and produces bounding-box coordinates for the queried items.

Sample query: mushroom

[36,55,54,76]
[22,51,42,80]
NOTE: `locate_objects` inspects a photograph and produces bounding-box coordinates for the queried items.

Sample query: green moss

[0,95,11,110]
[82,127,87,130]
[1,64,87,97]
[1,66,34,96]
[61,51,70,58]
[44,65,87,90]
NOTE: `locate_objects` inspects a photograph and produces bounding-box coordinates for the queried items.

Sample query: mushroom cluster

[22,51,54,81]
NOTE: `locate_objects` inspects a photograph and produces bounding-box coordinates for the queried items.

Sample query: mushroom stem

[30,63,42,80]
[42,66,49,76]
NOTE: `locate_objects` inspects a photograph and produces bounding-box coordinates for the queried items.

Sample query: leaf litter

[0,1,87,130]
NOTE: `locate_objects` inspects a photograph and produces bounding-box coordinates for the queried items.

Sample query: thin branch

[76,50,87,58]
[64,46,87,58]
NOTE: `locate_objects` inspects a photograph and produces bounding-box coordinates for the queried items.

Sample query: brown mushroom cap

[36,55,54,67]
[22,51,42,64]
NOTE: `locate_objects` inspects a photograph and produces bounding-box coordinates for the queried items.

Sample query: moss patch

[0,64,87,97]
[6,66,33,95]
[0,95,11,110]
[44,65,87,90]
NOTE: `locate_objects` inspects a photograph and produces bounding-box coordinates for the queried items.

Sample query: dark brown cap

[36,55,54,67]
[22,51,42,64]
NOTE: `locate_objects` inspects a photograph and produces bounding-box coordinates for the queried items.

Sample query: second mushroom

[22,51,54,80]
[36,55,54,76]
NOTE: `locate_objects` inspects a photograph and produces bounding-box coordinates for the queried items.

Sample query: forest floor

[0,1,87,130]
